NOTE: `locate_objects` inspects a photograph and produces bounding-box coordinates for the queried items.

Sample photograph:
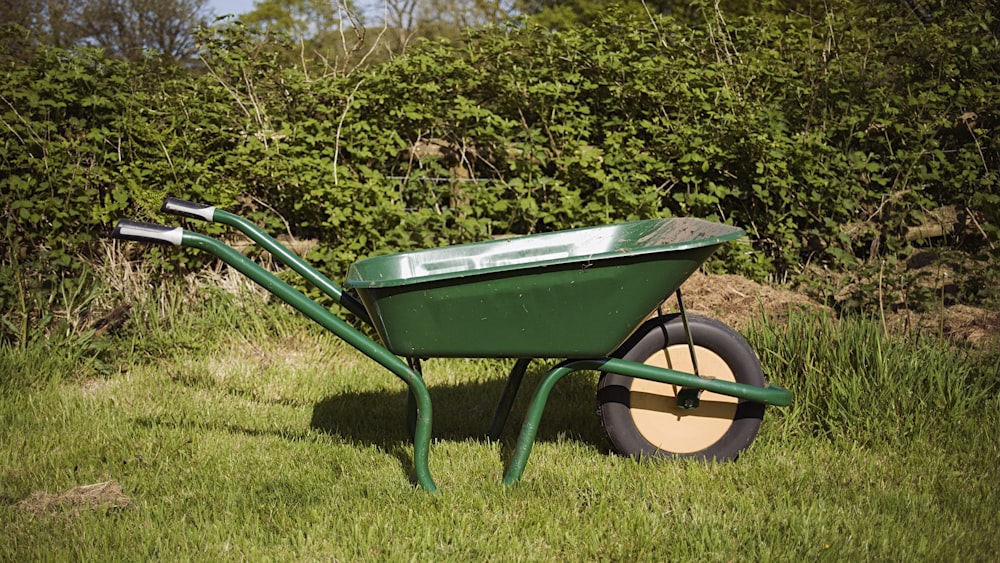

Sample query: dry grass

[18,480,133,517]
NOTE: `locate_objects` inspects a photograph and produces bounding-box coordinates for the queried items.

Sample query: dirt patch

[672,271,999,349]
[18,480,133,516]
[884,305,1000,347]
[672,271,831,330]
[79,378,110,397]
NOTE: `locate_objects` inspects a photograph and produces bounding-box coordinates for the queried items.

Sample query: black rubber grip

[161,197,216,221]
[111,220,184,246]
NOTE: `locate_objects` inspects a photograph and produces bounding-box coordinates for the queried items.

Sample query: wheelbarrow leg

[502,357,793,486]
[406,358,423,440]
[112,221,438,492]
[503,360,590,486]
[180,233,439,491]
[193,233,438,491]
[486,359,531,441]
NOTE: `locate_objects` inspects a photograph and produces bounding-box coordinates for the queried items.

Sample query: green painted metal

[675,289,701,376]
[177,231,438,492]
[502,357,793,486]
[486,359,531,440]
[674,288,703,409]
[346,218,743,358]
[190,205,373,325]
[405,357,423,440]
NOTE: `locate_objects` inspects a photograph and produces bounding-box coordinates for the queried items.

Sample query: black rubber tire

[597,313,765,461]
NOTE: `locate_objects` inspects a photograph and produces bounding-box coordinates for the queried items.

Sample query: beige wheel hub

[629,344,739,453]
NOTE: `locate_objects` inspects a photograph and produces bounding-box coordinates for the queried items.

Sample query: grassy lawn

[2,300,998,560]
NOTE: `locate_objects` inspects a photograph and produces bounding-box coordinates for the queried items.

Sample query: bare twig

[299,37,310,81]
[866,189,911,223]
[242,67,269,144]
[333,79,365,185]
[966,123,990,174]
[250,195,296,241]
[0,93,45,149]
[198,56,253,120]
[967,207,997,250]
[878,258,887,334]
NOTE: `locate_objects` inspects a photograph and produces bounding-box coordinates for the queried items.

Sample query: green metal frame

[161,198,372,325]
[502,358,791,485]
[111,199,794,491]
[487,359,532,441]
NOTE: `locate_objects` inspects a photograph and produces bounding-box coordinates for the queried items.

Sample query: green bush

[2,2,998,345]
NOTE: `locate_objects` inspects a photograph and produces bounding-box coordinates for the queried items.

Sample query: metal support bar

[674,288,703,409]
[675,289,700,377]
[486,359,531,441]
[406,357,423,440]
[502,357,792,486]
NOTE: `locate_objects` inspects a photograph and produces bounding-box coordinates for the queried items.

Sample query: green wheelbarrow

[112,198,792,492]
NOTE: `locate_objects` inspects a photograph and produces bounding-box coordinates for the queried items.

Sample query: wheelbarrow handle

[112,221,437,491]
[162,197,216,221]
[159,196,373,326]
[111,220,183,246]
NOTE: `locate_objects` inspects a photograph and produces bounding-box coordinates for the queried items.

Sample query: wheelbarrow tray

[345,217,742,358]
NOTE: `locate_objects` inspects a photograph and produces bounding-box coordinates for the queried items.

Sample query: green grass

[2,300,998,560]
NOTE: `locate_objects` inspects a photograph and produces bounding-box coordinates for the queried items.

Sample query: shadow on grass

[136,361,609,487]
[131,415,315,442]
[309,364,610,484]
[310,366,606,444]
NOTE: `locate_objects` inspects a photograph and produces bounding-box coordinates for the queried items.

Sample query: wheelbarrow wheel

[597,313,765,461]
